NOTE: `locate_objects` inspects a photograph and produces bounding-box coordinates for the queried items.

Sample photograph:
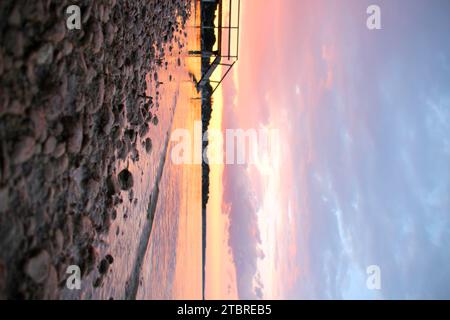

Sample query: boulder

[118,169,133,191]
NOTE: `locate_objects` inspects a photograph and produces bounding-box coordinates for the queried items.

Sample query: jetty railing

[189,0,241,96]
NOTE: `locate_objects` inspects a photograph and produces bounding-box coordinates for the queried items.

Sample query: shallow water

[136,2,203,300]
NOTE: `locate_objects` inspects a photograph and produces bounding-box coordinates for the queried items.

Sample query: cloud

[223,0,450,299]
[222,159,264,299]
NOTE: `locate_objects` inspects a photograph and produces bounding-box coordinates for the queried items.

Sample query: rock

[130,148,139,162]
[98,258,109,275]
[54,123,64,136]
[67,119,83,154]
[95,76,105,112]
[125,129,137,145]
[139,123,149,137]
[86,179,100,199]
[45,22,66,43]
[84,67,97,87]
[118,169,133,191]
[6,99,24,116]
[24,250,51,284]
[0,217,24,258]
[71,166,85,191]
[111,209,117,221]
[93,276,103,288]
[104,83,116,105]
[34,143,42,155]
[64,216,74,246]
[92,23,104,54]
[152,116,159,126]
[5,29,24,57]
[43,265,58,299]
[45,95,63,121]
[53,142,66,158]
[53,229,64,255]
[77,216,94,239]
[105,254,114,265]
[36,43,54,65]
[43,136,57,155]
[106,175,120,196]
[12,136,36,164]
[103,109,114,135]
[117,140,128,160]
[0,187,9,213]
[0,260,6,298]
[31,109,47,142]
[8,5,22,27]
[26,218,36,237]
[63,41,73,56]
[86,245,99,271]
[144,138,152,154]
[54,155,69,176]
[105,23,115,45]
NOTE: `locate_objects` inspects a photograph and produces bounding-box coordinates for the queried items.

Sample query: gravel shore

[0,0,191,299]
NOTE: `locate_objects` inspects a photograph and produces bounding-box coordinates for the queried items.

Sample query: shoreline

[200,0,220,301]
[124,93,178,300]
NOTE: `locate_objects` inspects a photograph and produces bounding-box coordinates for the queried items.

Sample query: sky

[206,0,450,299]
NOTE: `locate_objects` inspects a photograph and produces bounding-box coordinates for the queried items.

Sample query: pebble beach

[0,0,193,299]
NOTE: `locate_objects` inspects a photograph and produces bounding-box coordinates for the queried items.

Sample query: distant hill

[200,0,219,301]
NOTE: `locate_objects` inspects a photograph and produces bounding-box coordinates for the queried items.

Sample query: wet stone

[118,169,133,191]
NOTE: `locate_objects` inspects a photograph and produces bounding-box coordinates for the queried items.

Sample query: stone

[8,5,22,27]
[139,123,149,137]
[71,166,85,191]
[26,218,36,237]
[98,258,109,275]
[43,265,58,299]
[86,179,100,199]
[105,254,114,265]
[64,216,74,246]
[31,109,47,141]
[103,109,114,135]
[93,276,103,288]
[105,23,115,45]
[92,23,104,54]
[43,136,57,155]
[106,175,120,196]
[67,119,83,154]
[63,41,73,56]
[53,229,64,255]
[78,216,94,239]
[36,43,54,65]
[118,169,133,191]
[12,136,36,164]
[53,142,66,159]
[145,138,152,154]
[54,155,69,176]
[95,76,105,112]
[82,246,98,277]
[0,187,9,213]
[24,250,51,284]
[0,260,6,298]
[45,22,66,43]
[5,29,24,57]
